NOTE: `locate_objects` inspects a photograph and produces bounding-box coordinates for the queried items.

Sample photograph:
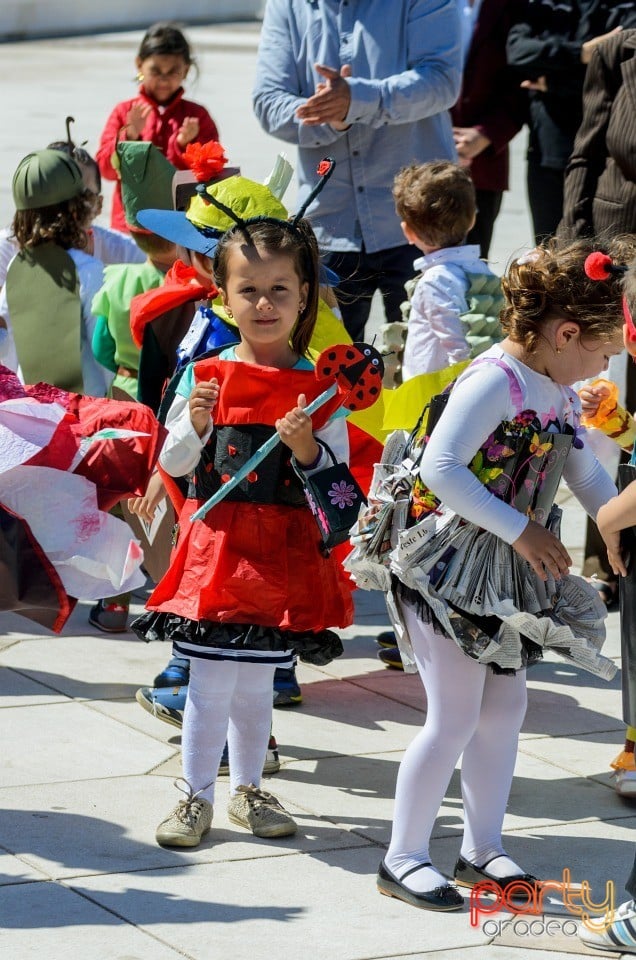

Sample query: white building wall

[0,1,264,40]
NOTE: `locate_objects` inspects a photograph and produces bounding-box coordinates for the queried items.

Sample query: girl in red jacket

[96,21,219,233]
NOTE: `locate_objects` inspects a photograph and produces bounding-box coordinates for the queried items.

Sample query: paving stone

[0,776,372,881]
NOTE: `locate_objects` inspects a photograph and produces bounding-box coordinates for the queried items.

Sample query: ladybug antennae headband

[196,157,335,233]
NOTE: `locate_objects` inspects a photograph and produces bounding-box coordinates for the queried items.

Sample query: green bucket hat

[12,149,84,211]
[114,141,177,231]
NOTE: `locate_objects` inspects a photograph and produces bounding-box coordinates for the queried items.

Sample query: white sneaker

[614,769,636,798]
[156,779,213,847]
[579,899,636,953]
[227,784,297,838]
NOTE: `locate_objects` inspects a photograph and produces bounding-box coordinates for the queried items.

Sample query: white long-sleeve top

[402,244,495,379]
[420,346,617,544]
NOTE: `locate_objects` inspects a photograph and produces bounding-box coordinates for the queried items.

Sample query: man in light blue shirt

[253,0,462,341]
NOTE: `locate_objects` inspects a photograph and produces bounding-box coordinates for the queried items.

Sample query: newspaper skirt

[347,498,614,679]
[392,506,614,678]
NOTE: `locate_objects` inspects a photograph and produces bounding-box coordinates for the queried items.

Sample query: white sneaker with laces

[156,778,213,847]
[579,899,636,953]
[227,784,296,838]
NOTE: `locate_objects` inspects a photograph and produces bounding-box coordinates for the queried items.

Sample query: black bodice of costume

[188,424,306,506]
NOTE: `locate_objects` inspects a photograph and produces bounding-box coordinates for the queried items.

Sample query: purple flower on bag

[329,479,358,509]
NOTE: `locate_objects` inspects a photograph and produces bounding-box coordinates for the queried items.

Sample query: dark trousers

[467,189,503,259]
[323,243,415,342]
[527,158,565,243]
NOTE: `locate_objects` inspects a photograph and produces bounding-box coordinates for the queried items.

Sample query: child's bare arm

[128,471,166,524]
[597,485,636,577]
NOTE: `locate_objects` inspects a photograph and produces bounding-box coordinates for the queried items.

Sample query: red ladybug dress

[132,353,354,665]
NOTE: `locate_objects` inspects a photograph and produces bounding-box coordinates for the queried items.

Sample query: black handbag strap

[292,439,338,480]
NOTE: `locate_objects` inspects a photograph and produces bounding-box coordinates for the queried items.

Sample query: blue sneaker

[153,657,190,688]
[376,630,396,648]
[273,667,302,708]
[136,685,186,728]
[378,646,404,670]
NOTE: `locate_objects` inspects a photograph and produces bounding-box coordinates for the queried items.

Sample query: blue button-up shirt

[253,0,462,254]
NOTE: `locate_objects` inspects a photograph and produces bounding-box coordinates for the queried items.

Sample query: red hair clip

[584,251,627,280]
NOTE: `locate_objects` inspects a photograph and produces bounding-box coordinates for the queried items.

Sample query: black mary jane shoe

[454,855,541,898]
[377,860,464,911]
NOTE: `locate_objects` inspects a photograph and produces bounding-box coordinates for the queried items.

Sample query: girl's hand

[125,102,152,139]
[512,520,572,581]
[189,378,219,437]
[578,382,610,419]
[276,393,319,465]
[127,472,166,524]
[598,500,628,577]
[176,117,200,148]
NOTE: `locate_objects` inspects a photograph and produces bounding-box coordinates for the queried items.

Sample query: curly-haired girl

[375,237,628,910]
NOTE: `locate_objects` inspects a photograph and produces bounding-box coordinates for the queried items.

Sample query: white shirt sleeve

[0,228,18,288]
[159,392,212,477]
[407,270,471,371]
[304,414,350,473]
[420,362,530,544]
[91,225,146,265]
[0,281,19,371]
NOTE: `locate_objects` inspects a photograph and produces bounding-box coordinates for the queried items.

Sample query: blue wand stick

[189,382,338,522]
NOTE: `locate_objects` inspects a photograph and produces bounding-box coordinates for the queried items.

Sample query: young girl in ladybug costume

[133,209,354,847]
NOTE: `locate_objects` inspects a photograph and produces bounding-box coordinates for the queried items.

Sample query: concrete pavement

[0,22,634,960]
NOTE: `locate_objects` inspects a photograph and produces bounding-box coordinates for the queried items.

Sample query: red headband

[623,297,636,343]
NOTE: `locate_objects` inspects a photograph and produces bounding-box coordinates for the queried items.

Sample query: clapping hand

[296,64,352,127]
[176,116,201,148]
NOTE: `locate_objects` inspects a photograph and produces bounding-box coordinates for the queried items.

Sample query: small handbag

[294,441,366,553]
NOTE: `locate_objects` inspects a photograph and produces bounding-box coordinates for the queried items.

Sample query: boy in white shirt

[393,160,501,381]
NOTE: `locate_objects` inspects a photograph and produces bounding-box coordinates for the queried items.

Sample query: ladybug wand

[190,342,384,522]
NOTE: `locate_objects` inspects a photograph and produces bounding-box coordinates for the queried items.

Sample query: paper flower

[183,141,228,182]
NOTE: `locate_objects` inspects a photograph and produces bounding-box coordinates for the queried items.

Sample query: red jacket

[96,86,219,232]
[451,0,526,193]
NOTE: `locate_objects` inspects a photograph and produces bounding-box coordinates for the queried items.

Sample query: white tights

[385,603,527,892]
[181,657,276,805]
